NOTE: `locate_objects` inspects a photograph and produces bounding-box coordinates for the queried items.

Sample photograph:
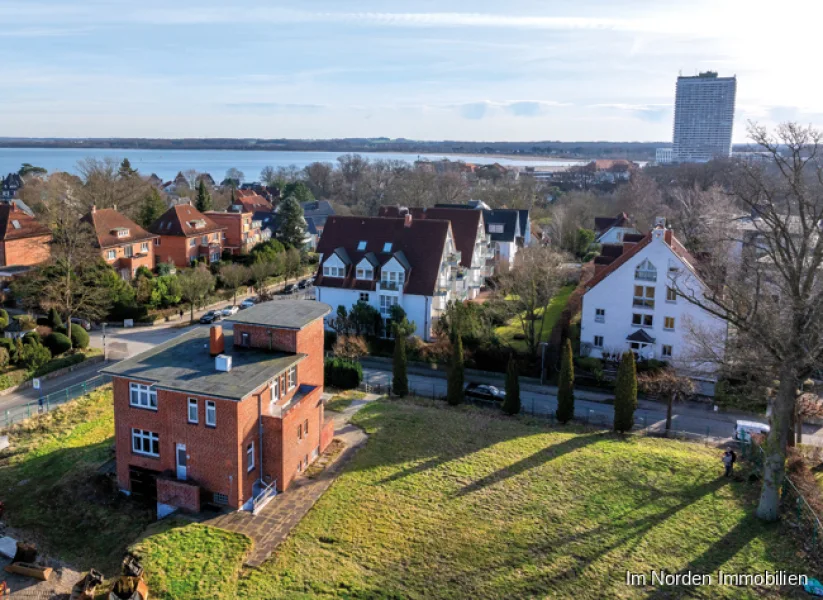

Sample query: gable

[381,257,406,272]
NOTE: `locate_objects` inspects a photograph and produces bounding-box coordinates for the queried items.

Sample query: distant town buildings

[670,71,737,163]
[1,173,23,200]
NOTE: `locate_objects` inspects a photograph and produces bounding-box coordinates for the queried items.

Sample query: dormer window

[356,267,374,280]
[10,220,20,230]
[357,241,367,251]
[635,259,657,282]
[113,228,130,238]
[323,265,345,278]
[382,242,392,253]
[489,224,504,234]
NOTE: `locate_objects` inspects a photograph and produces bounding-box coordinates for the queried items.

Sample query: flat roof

[101,328,304,401]
[226,299,330,330]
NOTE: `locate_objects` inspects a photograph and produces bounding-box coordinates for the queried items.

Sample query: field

[137,398,809,599]
[496,284,575,352]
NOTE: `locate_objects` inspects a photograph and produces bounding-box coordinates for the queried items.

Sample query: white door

[176,443,187,480]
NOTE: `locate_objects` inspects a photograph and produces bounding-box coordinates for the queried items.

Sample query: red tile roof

[314,216,451,296]
[232,192,273,213]
[81,207,157,249]
[0,204,50,241]
[149,204,225,237]
[377,205,482,269]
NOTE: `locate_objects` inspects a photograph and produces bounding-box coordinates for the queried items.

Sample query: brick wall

[154,235,194,269]
[278,387,324,490]
[0,235,51,267]
[320,417,335,453]
[295,319,324,388]
[157,477,201,512]
[233,323,298,353]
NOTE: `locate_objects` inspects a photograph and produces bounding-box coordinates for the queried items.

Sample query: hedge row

[33,352,87,377]
[324,358,362,390]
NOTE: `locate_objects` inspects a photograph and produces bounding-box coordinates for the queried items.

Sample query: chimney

[91,205,96,214]
[654,216,666,229]
[210,325,224,356]
[113,204,117,211]
[404,213,413,228]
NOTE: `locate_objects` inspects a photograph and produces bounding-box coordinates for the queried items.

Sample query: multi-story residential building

[655,148,674,164]
[149,203,225,268]
[672,71,737,163]
[594,213,641,244]
[314,214,462,340]
[580,221,727,392]
[81,207,158,280]
[232,190,274,214]
[0,203,51,268]
[102,300,333,515]
[206,210,263,255]
[378,205,492,298]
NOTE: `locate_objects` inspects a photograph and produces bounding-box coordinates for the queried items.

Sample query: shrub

[637,359,667,374]
[447,334,464,406]
[0,308,8,330]
[47,307,63,329]
[332,335,368,361]
[57,324,90,349]
[392,331,409,398]
[614,352,638,433]
[43,332,72,356]
[33,352,86,377]
[575,356,604,382]
[503,354,521,415]
[22,331,41,345]
[324,331,338,351]
[0,338,16,362]
[0,347,9,369]
[19,342,51,371]
[324,358,362,390]
[14,315,36,332]
[556,339,575,423]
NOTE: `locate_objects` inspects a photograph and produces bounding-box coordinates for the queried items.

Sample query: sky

[0,0,819,142]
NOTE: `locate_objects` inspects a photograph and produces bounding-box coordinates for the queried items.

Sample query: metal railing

[252,479,278,514]
[1,374,112,431]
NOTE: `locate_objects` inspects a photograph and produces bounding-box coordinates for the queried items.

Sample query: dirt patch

[304,439,346,479]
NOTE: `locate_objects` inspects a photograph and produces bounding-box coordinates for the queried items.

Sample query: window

[202,235,208,244]
[359,292,369,302]
[210,252,219,263]
[189,238,196,247]
[141,242,149,253]
[595,308,605,323]
[632,314,653,328]
[664,317,675,331]
[633,285,655,309]
[635,259,657,282]
[297,423,303,440]
[106,250,116,260]
[662,345,673,358]
[489,223,504,234]
[129,383,157,410]
[304,418,309,435]
[666,287,677,303]
[356,267,374,280]
[323,265,344,278]
[380,295,399,315]
[271,377,279,400]
[187,398,198,423]
[593,335,604,348]
[288,365,297,390]
[357,240,367,250]
[131,429,159,457]
[247,443,255,472]
[10,220,20,230]
[213,492,229,505]
[116,229,129,238]
[241,332,250,346]
[382,242,392,253]
[298,460,303,472]
[154,238,161,246]
[124,245,134,258]
[205,401,216,427]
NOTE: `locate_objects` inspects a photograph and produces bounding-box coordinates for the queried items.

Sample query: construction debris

[108,554,148,600]
[3,562,52,581]
[70,568,104,600]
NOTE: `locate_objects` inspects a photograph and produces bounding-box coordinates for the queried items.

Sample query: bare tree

[670,184,738,252]
[220,263,250,305]
[499,246,570,357]
[76,157,151,217]
[637,369,697,431]
[178,265,215,322]
[676,123,823,521]
[249,260,275,298]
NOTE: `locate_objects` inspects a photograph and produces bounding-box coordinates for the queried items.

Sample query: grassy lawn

[0,387,154,571]
[131,520,251,600]
[496,284,575,352]
[325,390,366,413]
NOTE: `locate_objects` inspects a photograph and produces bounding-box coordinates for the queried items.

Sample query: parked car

[297,279,310,289]
[222,305,239,316]
[733,420,770,441]
[239,298,257,310]
[282,284,295,295]
[199,311,222,324]
[464,383,506,402]
[71,317,92,331]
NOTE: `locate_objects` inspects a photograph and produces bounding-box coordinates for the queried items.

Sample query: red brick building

[0,203,51,268]
[103,300,333,514]
[81,207,158,280]
[206,210,263,255]
[149,203,225,269]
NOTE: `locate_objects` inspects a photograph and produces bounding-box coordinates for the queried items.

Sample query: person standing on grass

[722,450,733,477]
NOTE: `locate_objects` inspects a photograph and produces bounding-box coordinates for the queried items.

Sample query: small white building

[314,214,468,341]
[594,213,641,245]
[656,148,674,164]
[580,223,726,390]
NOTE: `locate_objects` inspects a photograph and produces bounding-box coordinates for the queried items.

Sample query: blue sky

[0,0,817,141]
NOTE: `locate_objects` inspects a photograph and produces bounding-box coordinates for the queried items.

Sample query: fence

[1,374,112,431]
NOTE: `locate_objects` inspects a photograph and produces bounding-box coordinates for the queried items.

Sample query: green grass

[0,387,154,571]
[0,367,28,391]
[496,284,575,352]
[132,521,252,600]
[325,390,366,413]
[227,399,808,599]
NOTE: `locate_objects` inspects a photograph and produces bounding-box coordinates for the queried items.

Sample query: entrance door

[176,444,187,480]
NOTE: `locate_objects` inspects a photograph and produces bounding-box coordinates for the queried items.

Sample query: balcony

[446,251,462,266]
[632,298,655,309]
[635,271,657,282]
[378,280,403,293]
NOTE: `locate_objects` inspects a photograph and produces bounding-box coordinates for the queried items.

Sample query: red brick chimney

[210,325,224,356]
[404,213,413,228]
[91,205,96,214]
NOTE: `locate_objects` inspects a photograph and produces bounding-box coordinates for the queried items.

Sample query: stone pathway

[204,393,377,567]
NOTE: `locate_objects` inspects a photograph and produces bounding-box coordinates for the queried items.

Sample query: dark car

[464,383,506,402]
[71,317,92,331]
[297,279,310,289]
[282,284,295,294]
[199,310,222,324]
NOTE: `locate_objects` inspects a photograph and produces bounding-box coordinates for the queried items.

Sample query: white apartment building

[672,71,737,163]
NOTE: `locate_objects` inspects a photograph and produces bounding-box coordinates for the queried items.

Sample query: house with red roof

[581,219,726,391]
[149,203,226,268]
[0,203,51,270]
[81,206,158,280]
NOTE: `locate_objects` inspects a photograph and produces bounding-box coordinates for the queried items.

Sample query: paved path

[205,393,375,567]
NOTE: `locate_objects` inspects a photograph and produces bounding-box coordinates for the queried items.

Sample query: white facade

[672,72,736,163]
[596,226,641,245]
[580,228,726,381]
[655,147,674,164]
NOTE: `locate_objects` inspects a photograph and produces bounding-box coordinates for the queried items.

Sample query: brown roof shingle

[149,204,225,238]
[81,207,157,249]
[0,204,50,241]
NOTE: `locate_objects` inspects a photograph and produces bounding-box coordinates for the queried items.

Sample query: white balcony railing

[378,280,402,292]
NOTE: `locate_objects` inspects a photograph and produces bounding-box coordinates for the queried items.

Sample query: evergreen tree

[230,188,236,205]
[118,158,137,178]
[556,338,575,423]
[195,179,213,212]
[47,307,63,329]
[278,196,306,248]
[613,352,638,433]
[138,188,167,229]
[447,333,465,406]
[392,322,409,397]
[503,354,521,415]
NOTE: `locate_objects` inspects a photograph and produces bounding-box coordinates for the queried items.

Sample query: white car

[222,305,240,316]
[239,298,257,310]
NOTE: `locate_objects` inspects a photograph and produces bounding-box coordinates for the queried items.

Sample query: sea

[0,148,584,182]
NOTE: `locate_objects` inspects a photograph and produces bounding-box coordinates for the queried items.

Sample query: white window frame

[247,442,255,472]
[205,400,216,427]
[154,238,161,246]
[662,345,673,358]
[131,428,159,457]
[189,238,196,247]
[141,242,149,253]
[664,317,675,331]
[106,249,116,260]
[632,313,654,328]
[271,377,279,400]
[187,398,198,423]
[595,308,605,323]
[288,365,296,391]
[593,335,604,348]
[666,286,677,303]
[129,382,157,410]
[489,223,504,234]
